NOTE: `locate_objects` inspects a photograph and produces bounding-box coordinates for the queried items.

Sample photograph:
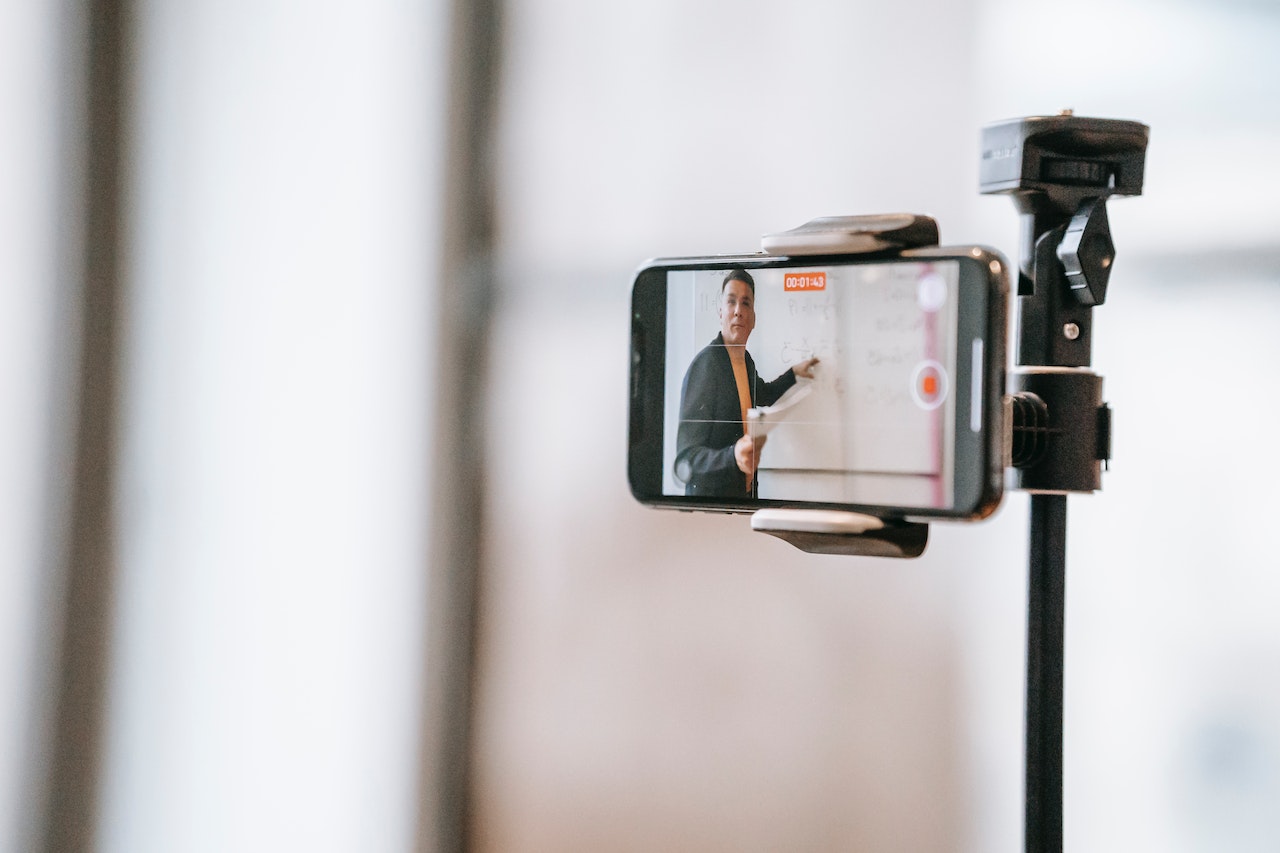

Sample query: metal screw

[1063,322,1081,340]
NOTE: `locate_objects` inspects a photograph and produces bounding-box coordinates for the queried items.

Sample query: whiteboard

[666,262,959,495]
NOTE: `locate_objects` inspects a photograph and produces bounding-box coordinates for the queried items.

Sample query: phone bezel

[627,247,1008,521]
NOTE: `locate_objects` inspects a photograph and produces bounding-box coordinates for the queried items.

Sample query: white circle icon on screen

[917,270,947,313]
[910,360,948,410]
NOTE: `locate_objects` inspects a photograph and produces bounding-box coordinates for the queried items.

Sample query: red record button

[911,361,947,410]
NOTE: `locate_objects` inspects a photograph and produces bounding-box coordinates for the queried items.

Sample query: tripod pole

[1024,494,1067,853]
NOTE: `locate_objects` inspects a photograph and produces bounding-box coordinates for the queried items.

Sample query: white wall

[0,1,63,850]
[92,2,451,852]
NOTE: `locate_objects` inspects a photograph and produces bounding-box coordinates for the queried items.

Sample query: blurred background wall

[475,0,1280,851]
[2,0,452,851]
[2,0,1279,851]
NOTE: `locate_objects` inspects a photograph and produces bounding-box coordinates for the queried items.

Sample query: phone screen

[629,251,1006,519]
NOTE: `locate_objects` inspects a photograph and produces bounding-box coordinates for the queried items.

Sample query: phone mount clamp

[982,112,1149,853]
[749,213,941,559]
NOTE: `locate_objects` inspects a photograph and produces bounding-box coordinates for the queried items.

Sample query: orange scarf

[729,350,752,490]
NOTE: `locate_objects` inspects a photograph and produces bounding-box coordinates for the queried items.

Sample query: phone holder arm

[752,509,930,558]
[748,214,941,558]
[760,213,940,257]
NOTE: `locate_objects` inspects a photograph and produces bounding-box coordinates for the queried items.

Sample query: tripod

[747,113,1150,852]
[982,112,1150,853]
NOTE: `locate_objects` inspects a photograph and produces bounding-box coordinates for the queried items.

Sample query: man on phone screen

[674,269,819,497]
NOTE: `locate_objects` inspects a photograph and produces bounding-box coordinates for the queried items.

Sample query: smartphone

[628,247,1008,520]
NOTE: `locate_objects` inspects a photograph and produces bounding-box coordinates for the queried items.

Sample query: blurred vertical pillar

[33,0,130,850]
[417,0,503,849]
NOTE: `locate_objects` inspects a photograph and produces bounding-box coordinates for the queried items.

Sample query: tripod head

[981,113,1149,368]
[982,114,1148,493]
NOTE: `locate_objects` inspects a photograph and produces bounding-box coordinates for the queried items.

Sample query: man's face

[719,279,756,346]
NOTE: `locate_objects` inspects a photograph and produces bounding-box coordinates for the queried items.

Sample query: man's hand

[792,357,820,379]
[735,433,767,476]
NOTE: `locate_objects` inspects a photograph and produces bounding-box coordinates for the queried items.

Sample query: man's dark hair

[722,268,755,294]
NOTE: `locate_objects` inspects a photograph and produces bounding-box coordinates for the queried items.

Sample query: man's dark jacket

[675,333,796,497]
